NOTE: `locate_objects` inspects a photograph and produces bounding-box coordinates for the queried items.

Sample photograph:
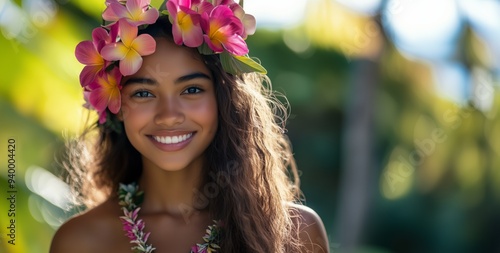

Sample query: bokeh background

[1,0,500,252]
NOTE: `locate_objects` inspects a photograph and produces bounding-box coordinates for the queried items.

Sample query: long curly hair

[64,16,303,252]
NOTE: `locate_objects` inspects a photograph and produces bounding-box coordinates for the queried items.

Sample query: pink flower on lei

[101,19,156,76]
[82,88,108,124]
[87,67,122,124]
[166,0,204,47]
[75,25,118,87]
[212,0,255,39]
[102,0,159,26]
[226,3,255,39]
[201,5,248,55]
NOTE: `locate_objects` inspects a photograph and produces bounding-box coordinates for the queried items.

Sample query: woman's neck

[138,156,207,220]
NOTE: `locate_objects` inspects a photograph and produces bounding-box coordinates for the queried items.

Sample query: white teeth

[153,133,192,144]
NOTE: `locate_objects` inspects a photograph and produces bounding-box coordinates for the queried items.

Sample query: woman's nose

[154,96,185,127]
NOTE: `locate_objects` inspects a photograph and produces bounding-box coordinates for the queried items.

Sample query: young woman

[50,0,329,252]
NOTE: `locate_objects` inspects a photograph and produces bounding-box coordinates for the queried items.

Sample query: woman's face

[120,38,218,172]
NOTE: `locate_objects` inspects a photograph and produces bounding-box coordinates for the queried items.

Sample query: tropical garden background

[0,0,499,252]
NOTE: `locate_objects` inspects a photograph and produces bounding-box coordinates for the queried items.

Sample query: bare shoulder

[50,198,126,253]
[288,203,330,253]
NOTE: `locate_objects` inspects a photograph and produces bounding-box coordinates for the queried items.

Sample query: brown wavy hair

[63,16,303,252]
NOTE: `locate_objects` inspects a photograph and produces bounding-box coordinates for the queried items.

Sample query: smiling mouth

[152,133,194,144]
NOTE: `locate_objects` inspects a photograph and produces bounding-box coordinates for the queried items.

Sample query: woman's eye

[133,90,153,98]
[183,87,203,94]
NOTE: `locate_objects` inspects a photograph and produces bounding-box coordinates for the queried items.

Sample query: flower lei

[118,182,221,253]
[75,0,265,124]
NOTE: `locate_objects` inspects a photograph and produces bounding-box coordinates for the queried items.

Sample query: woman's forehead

[132,38,211,79]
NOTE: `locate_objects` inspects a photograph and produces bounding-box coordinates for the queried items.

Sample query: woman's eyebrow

[123,77,157,86]
[175,72,211,84]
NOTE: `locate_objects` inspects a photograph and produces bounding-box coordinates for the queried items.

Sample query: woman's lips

[152,132,193,144]
[148,132,196,152]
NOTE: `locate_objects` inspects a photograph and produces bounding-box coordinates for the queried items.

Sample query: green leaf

[220,52,267,75]
[159,0,169,12]
[198,43,214,55]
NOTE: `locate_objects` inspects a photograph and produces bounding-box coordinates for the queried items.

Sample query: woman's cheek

[121,100,155,121]
[120,101,131,120]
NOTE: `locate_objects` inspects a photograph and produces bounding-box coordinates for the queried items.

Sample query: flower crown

[75,0,265,124]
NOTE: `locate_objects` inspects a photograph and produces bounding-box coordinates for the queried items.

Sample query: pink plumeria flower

[166,0,204,47]
[211,0,255,39]
[228,3,255,39]
[201,5,248,55]
[211,0,235,6]
[192,0,215,14]
[101,19,156,76]
[102,0,159,26]
[75,25,118,87]
[83,87,109,123]
[87,67,122,121]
